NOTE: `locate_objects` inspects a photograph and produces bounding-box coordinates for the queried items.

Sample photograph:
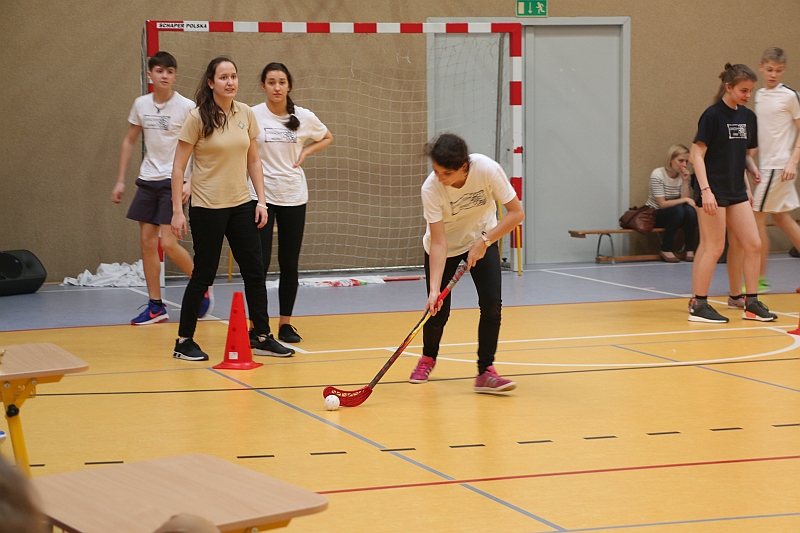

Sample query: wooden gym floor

[0,258,798,532]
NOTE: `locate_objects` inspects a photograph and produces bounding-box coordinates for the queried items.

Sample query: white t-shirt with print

[421,153,517,257]
[128,92,195,181]
[248,103,328,206]
[755,84,800,169]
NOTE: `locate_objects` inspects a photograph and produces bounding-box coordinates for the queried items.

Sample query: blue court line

[548,511,800,531]
[614,346,800,393]
[461,484,566,531]
[207,368,566,532]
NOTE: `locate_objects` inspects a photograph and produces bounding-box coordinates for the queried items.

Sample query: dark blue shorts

[126,178,174,226]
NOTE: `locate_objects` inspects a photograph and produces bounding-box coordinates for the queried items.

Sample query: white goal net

[144,22,518,277]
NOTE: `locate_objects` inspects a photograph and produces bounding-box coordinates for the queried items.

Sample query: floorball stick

[323,260,468,407]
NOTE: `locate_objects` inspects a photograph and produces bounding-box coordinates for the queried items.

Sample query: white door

[524,24,629,263]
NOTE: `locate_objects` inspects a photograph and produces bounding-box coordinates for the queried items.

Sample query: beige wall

[2,1,799,280]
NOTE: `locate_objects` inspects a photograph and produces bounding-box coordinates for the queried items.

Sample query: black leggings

[179,201,270,338]
[258,203,306,317]
[423,244,502,375]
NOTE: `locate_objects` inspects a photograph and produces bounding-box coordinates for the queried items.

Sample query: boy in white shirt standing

[751,47,800,292]
[112,51,212,324]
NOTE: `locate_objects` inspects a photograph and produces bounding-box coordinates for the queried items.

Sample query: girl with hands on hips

[246,62,333,344]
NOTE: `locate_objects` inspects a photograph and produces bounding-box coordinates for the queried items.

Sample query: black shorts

[126,178,174,226]
[693,186,748,208]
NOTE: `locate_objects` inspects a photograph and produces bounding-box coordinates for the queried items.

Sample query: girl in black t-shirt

[688,63,776,323]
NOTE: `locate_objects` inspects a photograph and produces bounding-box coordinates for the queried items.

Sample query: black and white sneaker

[278,323,303,343]
[743,300,777,322]
[253,333,295,357]
[173,338,209,361]
[688,299,729,323]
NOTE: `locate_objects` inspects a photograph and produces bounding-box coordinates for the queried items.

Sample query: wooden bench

[570,218,800,264]
[568,228,667,264]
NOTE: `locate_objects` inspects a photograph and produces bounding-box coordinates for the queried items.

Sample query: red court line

[318,454,800,495]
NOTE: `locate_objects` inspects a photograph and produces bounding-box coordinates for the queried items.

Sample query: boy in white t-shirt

[111,51,211,325]
[751,47,800,292]
[409,134,525,393]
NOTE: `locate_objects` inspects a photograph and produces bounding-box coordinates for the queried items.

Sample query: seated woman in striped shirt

[646,144,698,262]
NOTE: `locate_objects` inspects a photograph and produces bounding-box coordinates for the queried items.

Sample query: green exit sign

[517,0,548,17]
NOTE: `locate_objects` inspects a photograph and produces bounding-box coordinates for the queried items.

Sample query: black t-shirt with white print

[693,99,755,202]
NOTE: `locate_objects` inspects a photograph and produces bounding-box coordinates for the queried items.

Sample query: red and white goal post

[144,20,524,277]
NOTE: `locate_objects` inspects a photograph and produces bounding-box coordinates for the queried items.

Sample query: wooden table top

[32,454,328,533]
[0,343,88,381]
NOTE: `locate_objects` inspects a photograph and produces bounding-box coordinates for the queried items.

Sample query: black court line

[380,448,416,452]
[84,460,124,465]
[584,435,617,440]
[647,431,681,436]
[237,454,275,459]
[710,427,743,432]
[518,439,553,444]
[35,356,800,398]
[310,451,347,456]
[30,464,45,468]
[773,423,800,427]
[449,443,485,449]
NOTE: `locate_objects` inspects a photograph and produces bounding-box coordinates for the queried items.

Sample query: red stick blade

[323,385,373,407]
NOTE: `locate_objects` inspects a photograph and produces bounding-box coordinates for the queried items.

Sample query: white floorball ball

[324,394,340,411]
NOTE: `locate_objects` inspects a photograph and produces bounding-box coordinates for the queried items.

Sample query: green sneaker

[741,276,771,294]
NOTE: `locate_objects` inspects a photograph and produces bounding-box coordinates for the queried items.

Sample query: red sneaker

[474,366,516,393]
[409,355,436,383]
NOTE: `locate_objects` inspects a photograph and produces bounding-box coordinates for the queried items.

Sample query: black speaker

[0,250,47,296]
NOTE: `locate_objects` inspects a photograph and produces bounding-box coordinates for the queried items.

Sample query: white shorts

[752,169,800,213]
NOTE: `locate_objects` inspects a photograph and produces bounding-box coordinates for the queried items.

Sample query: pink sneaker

[474,366,516,393]
[409,355,436,383]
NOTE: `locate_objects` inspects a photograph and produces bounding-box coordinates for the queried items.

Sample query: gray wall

[2,1,799,280]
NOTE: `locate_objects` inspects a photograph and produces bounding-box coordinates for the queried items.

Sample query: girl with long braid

[248,62,333,344]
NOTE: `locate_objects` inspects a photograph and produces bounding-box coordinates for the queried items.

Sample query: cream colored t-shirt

[179,101,260,209]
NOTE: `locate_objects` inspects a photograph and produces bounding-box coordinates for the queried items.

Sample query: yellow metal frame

[496,200,523,276]
[2,374,62,477]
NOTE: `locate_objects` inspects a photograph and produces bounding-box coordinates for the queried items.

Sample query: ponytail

[714,62,757,103]
[285,95,300,131]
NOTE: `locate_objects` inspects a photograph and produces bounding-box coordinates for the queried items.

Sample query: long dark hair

[260,62,300,131]
[425,133,471,171]
[714,63,757,103]
[195,56,237,138]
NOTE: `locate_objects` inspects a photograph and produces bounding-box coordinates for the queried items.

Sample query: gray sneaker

[253,333,295,357]
[743,300,777,322]
[688,299,729,323]
[727,295,745,310]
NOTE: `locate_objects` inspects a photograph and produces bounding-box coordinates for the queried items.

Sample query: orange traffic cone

[213,291,263,370]
[789,315,800,336]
